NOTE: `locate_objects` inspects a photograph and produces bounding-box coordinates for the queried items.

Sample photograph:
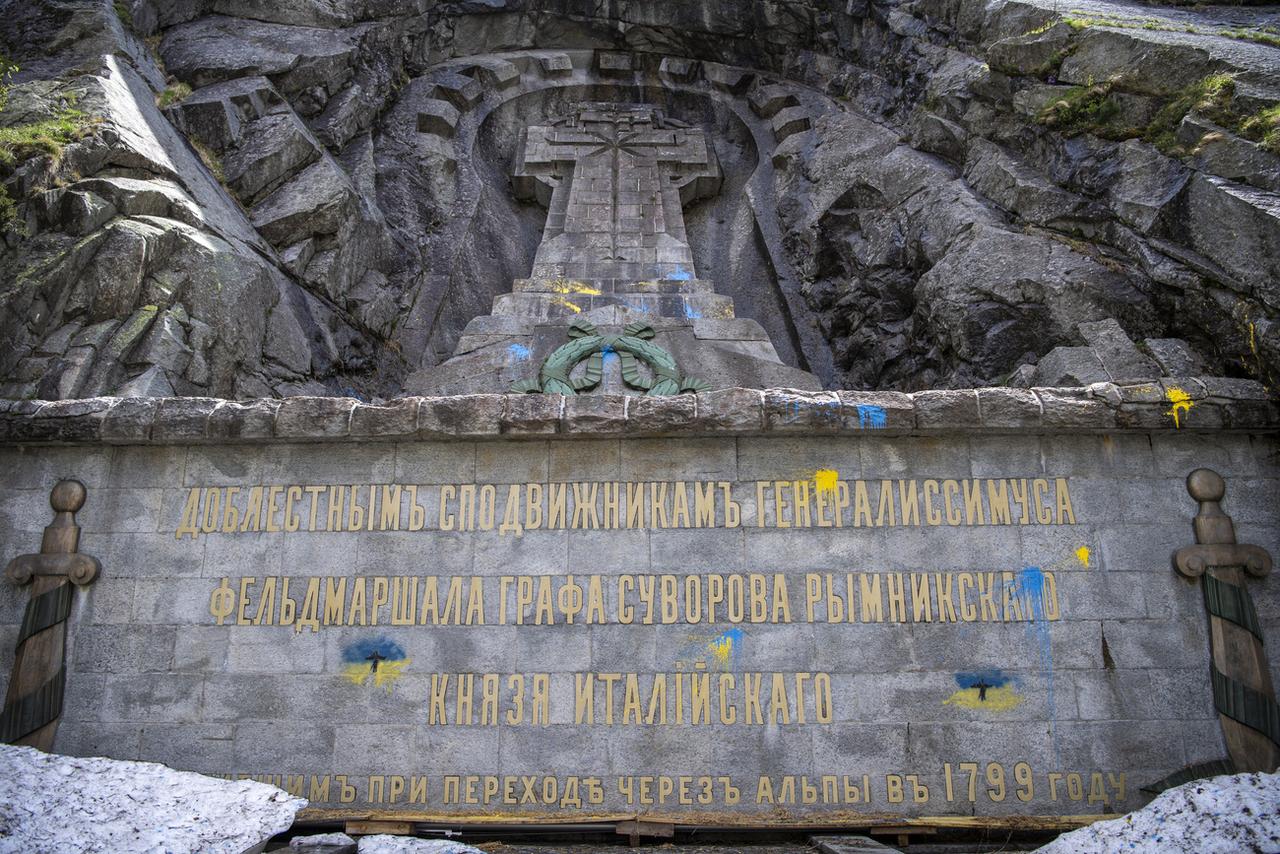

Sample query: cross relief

[512,103,722,283]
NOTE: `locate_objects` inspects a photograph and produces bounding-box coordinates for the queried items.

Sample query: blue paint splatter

[1011,566,1058,762]
[668,265,692,281]
[954,669,1010,690]
[856,404,887,429]
[342,636,406,664]
[508,343,531,361]
[784,398,841,424]
[683,302,703,320]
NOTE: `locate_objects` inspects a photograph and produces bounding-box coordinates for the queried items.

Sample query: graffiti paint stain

[550,279,602,296]
[708,628,743,667]
[683,302,703,320]
[943,670,1024,711]
[856,404,887,429]
[1012,566,1059,761]
[508,343,532,361]
[813,469,840,497]
[1075,546,1091,567]
[668,265,692,281]
[1164,387,1194,428]
[341,637,409,692]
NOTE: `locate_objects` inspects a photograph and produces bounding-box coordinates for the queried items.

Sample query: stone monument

[406,102,820,396]
[0,1,1278,845]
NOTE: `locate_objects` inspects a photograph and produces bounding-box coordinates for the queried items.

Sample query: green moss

[1240,105,1280,154]
[1143,73,1236,154]
[0,107,97,227]
[113,0,133,30]
[1037,80,1132,138]
[191,138,225,184]
[156,82,191,109]
[0,111,90,168]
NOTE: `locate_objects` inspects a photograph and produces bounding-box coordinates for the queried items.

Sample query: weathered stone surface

[250,158,359,248]
[976,387,1041,428]
[560,395,628,435]
[1,0,1277,400]
[1077,318,1161,382]
[696,388,764,433]
[500,394,562,436]
[1032,347,1110,387]
[349,399,419,438]
[223,112,323,204]
[275,396,355,439]
[913,389,981,429]
[627,394,697,435]
[206,399,280,440]
[419,395,504,438]
[152,397,220,441]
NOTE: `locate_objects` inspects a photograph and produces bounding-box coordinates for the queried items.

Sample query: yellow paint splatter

[813,469,839,497]
[342,659,411,692]
[550,296,583,314]
[943,685,1024,711]
[1075,546,1091,568]
[1164,387,1194,428]
[551,279,602,296]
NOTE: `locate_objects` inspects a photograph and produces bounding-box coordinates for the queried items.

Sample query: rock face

[0,0,1277,397]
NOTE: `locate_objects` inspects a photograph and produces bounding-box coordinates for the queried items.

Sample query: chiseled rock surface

[0,0,1276,398]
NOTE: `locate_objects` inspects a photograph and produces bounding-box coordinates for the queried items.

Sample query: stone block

[772,106,812,143]
[835,391,913,431]
[702,62,752,94]
[658,57,698,83]
[1031,346,1109,386]
[748,83,799,119]
[763,390,842,432]
[976,387,1041,428]
[1144,338,1204,376]
[349,399,420,438]
[206,399,279,440]
[595,51,634,77]
[913,389,981,429]
[461,58,519,90]
[418,394,504,438]
[26,398,115,442]
[695,388,763,432]
[561,394,627,434]
[1034,387,1117,430]
[275,396,354,439]
[431,73,482,110]
[501,394,562,435]
[152,397,220,442]
[416,99,460,138]
[538,53,573,77]
[1077,318,1160,382]
[627,394,697,435]
[98,399,160,445]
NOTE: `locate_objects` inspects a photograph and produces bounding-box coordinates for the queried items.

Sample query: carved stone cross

[512,103,721,284]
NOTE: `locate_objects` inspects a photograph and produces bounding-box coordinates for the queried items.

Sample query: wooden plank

[345,820,414,836]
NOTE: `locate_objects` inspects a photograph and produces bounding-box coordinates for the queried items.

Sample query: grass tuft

[156,82,191,109]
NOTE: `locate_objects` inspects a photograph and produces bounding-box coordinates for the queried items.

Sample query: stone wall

[0,388,1276,823]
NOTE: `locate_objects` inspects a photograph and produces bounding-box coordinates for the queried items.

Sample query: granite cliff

[1,0,1276,399]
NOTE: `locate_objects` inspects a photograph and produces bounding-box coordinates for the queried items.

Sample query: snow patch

[1035,771,1280,854]
[356,836,485,854]
[0,745,306,854]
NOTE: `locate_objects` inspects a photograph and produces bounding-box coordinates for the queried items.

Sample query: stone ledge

[0,380,1274,445]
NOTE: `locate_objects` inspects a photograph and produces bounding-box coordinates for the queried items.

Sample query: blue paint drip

[342,637,406,664]
[668,265,692,281]
[856,404,887,429]
[784,398,840,424]
[1012,566,1058,762]
[954,669,1010,690]
[508,343,532,361]
[683,302,703,320]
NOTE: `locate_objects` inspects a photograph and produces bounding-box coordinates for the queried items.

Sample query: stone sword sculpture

[1171,468,1278,777]
[0,479,101,749]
